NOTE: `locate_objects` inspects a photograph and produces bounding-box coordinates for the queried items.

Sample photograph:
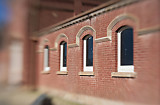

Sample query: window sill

[41,71,50,74]
[111,72,137,78]
[95,37,111,43]
[50,48,57,51]
[78,72,94,76]
[56,71,68,75]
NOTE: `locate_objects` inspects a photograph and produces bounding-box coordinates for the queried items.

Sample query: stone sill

[50,48,57,51]
[78,72,94,76]
[111,72,137,78]
[56,71,68,75]
[36,50,43,53]
[95,37,111,43]
[68,43,79,48]
[41,71,50,74]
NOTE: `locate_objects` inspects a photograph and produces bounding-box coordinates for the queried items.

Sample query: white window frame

[83,37,93,72]
[60,43,67,71]
[117,27,134,72]
[44,47,50,71]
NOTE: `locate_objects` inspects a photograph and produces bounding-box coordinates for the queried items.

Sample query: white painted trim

[83,39,93,72]
[117,29,134,72]
[60,44,67,71]
[44,48,50,71]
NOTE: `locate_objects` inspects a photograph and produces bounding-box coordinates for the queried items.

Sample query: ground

[0,86,85,105]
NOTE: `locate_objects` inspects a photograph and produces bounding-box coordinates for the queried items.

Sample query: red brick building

[31,0,160,105]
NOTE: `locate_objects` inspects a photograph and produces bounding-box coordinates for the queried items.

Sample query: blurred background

[0,0,109,86]
[0,0,110,105]
[0,0,160,105]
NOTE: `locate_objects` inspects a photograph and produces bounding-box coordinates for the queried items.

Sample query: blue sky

[0,0,10,25]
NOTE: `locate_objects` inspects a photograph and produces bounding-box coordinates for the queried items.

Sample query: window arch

[60,41,67,71]
[117,26,134,72]
[44,45,50,71]
[74,25,96,47]
[83,35,93,72]
[54,33,68,50]
[107,13,138,41]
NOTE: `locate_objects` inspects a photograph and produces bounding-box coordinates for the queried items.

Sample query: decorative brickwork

[35,0,160,105]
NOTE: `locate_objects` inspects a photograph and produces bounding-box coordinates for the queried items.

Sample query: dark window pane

[45,45,49,66]
[44,45,49,67]
[45,45,49,49]
[63,43,67,67]
[86,36,93,66]
[48,46,49,66]
[121,28,133,65]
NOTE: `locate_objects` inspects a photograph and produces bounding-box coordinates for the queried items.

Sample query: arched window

[44,45,50,71]
[117,26,134,72]
[83,35,93,72]
[60,41,67,71]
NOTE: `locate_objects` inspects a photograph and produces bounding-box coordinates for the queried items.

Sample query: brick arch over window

[53,33,68,51]
[38,38,50,52]
[76,25,96,47]
[107,14,139,41]
[40,38,49,46]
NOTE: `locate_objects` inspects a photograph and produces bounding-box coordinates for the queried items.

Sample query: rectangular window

[44,46,50,71]
[121,29,133,65]
[63,43,67,67]
[60,42,67,71]
[86,37,93,66]
[83,36,93,72]
[118,27,134,72]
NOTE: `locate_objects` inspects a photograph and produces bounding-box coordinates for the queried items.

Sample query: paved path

[0,86,84,105]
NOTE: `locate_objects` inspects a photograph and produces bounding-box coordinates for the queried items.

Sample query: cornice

[34,0,139,36]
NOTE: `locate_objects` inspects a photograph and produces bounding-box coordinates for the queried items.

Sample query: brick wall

[39,9,73,29]
[36,0,160,104]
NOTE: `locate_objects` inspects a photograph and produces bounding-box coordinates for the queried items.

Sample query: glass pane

[121,28,133,65]
[86,36,93,66]
[63,43,67,67]
[44,45,49,67]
